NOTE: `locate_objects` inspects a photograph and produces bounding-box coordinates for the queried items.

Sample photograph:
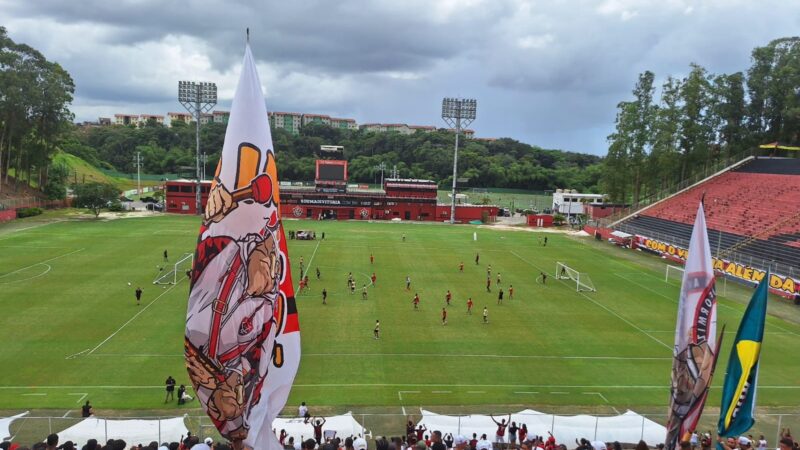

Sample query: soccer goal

[153,253,194,285]
[664,264,727,296]
[555,261,596,292]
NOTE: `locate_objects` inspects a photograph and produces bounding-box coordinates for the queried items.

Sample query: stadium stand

[614,157,800,275]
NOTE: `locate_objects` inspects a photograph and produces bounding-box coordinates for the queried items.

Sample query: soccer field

[1,212,799,418]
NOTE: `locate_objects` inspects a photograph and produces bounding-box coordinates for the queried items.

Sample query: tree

[43,162,69,199]
[74,181,119,217]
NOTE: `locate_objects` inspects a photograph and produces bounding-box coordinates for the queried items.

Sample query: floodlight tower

[441,98,476,224]
[178,81,217,214]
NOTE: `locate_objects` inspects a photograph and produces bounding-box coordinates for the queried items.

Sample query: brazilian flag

[717,272,769,445]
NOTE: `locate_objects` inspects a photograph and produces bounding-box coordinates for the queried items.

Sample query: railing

[0,196,70,211]
[613,223,799,279]
[6,412,799,449]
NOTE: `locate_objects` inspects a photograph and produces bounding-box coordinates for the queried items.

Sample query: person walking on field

[135,287,142,306]
[412,293,420,310]
[497,288,504,305]
[362,284,368,300]
[483,306,489,324]
[163,249,168,262]
[370,253,374,264]
[406,275,411,291]
[459,262,464,272]
[475,253,479,265]
[496,272,501,285]
[371,272,377,286]
[509,285,514,300]
[486,276,491,292]
[441,307,448,325]
[316,267,320,280]
[322,288,327,305]
[467,298,473,314]
[374,320,380,339]
[445,290,452,306]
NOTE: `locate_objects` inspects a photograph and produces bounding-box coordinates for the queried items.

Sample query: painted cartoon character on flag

[665,202,720,450]
[185,40,300,450]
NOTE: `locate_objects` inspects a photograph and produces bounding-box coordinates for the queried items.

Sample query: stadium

[2,9,800,450]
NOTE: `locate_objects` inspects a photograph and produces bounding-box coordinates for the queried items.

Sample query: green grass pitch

[1,213,799,420]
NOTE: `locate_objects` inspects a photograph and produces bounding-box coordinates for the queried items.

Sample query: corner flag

[185,40,300,450]
[717,272,769,445]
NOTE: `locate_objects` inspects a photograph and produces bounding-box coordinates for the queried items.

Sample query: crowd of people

[1,419,796,450]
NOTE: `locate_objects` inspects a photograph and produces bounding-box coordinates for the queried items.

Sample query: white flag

[665,202,718,450]
[185,42,300,450]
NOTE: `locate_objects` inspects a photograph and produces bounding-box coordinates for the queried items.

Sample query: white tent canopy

[273,413,369,445]
[417,409,665,446]
[1,412,28,441]
[54,417,188,445]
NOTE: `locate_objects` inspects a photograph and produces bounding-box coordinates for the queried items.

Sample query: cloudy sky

[3,0,799,154]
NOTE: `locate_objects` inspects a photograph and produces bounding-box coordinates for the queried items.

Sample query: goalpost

[555,261,597,292]
[153,253,194,285]
[665,264,727,296]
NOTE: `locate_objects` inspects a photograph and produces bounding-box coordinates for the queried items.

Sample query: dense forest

[68,121,603,192]
[604,37,800,204]
[0,26,75,198]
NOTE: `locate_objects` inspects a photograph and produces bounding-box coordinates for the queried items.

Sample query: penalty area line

[0,248,84,279]
[81,278,184,357]
[511,250,671,351]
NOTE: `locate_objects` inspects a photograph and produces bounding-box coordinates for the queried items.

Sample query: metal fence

[7,412,800,449]
[0,196,69,211]
[612,223,799,279]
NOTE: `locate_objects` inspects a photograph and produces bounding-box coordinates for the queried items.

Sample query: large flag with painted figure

[185,41,300,450]
[716,272,769,446]
[665,202,720,450]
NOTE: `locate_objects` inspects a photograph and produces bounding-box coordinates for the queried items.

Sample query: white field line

[298,239,322,291]
[0,248,84,278]
[510,250,672,351]
[83,278,184,356]
[431,390,452,394]
[550,392,568,394]
[614,272,800,338]
[397,390,420,416]
[62,410,72,418]
[467,391,486,394]
[66,348,91,360]
[69,392,88,404]
[583,392,619,414]
[88,352,671,361]
[514,392,538,394]
[21,393,47,396]
[0,263,50,285]
[0,384,798,389]
[0,220,63,240]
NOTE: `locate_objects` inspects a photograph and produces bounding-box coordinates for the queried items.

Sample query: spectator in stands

[443,434,453,450]
[430,431,445,450]
[302,440,316,450]
[491,414,511,445]
[476,435,492,450]
[353,436,367,450]
[57,442,75,450]
[82,440,99,450]
[312,417,327,445]
[778,438,793,450]
[46,434,59,450]
[452,436,468,450]
[508,422,519,448]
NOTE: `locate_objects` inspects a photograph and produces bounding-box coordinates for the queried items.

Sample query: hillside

[53,151,162,191]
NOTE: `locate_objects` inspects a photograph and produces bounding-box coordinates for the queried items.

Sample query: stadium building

[165,159,497,222]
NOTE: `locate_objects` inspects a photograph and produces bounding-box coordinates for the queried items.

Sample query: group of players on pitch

[296,234,555,340]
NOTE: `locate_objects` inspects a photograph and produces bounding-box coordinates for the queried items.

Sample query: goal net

[664,264,727,296]
[555,261,596,292]
[153,253,194,285]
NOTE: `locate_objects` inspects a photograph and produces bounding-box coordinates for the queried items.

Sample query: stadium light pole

[442,98,476,224]
[179,81,217,215]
